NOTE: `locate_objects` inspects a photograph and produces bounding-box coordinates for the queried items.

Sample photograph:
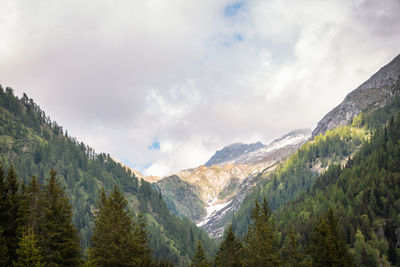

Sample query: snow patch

[196,199,232,227]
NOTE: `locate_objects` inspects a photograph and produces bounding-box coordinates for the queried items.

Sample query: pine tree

[0,165,9,266]
[0,226,9,266]
[0,165,24,264]
[309,208,354,267]
[13,227,44,267]
[281,225,304,266]
[24,176,41,232]
[132,213,153,266]
[242,198,280,266]
[37,169,81,266]
[90,186,153,266]
[214,224,242,267]
[190,240,209,267]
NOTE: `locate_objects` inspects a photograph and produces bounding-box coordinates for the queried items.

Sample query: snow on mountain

[206,128,311,166]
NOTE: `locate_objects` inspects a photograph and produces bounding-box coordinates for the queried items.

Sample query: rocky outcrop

[205,142,264,167]
[205,129,311,166]
[312,54,400,137]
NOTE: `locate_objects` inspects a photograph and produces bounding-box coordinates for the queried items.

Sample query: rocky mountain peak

[312,53,400,137]
[205,141,264,167]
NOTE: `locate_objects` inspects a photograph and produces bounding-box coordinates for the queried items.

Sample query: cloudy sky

[1,0,400,177]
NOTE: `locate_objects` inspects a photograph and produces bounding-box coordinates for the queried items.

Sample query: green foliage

[273,111,400,266]
[242,198,281,266]
[190,241,209,267]
[0,164,25,265]
[13,227,44,267]
[353,229,378,267]
[90,186,153,266]
[0,87,216,265]
[234,125,367,236]
[214,225,242,267]
[281,225,306,266]
[37,169,82,266]
[308,208,354,267]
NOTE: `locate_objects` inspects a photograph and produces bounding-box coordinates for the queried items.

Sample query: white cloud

[1,0,399,176]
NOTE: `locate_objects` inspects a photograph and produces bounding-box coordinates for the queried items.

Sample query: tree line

[0,85,216,264]
[190,198,353,267]
[0,166,164,266]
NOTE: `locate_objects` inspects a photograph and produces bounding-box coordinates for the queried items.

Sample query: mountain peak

[205,141,264,167]
[312,53,400,137]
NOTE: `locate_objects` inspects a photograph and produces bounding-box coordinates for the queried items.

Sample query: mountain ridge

[312,53,400,137]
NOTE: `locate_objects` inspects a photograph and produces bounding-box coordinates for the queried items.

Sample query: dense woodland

[1,78,400,266]
[0,86,215,266]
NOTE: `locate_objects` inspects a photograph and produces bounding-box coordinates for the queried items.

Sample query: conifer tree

[281,225,305,266]
[243,198,280,266]
[309,208,354,267]
[37,169,81,266]
[24,176,41,232]
[133,213,153,266]
[0,165,9,265]
[0,165,24,264]
[190,240,209,267]
[13,227,44,267]
[90,186,153,266]
[214,224,242,267]
[0,226,9,266]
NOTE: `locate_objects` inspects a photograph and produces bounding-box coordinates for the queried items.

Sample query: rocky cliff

[312,54,400,137]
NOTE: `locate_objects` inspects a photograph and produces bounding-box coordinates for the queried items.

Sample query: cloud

[1,0,400,176]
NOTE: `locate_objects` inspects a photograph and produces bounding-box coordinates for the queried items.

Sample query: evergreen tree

[309,208,354,267]
[37,169,81,266]
[0,226,9,266]
[24,176,41,232]
[242,198,280,266]
[190,240,209,267]
[132,213,153,266]
[281,225,305,266]
[0,165,24,264]
[214,224,242,267]
[13,227,44,267]
[90,186,153,266]
[0,165,9,266]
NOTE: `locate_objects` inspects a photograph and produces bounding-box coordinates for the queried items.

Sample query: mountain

[229,54,400,265]
[272,108,400,266]
[313,54,400,137]
[205,142,264,167]
[155,129,311,238]
[206,129,311,166]
[156,175,206,221]
[0,87,216,265]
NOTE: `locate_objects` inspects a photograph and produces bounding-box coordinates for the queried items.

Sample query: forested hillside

[272,108,400,266]
[0,85,216,265]
[233,83,400,237]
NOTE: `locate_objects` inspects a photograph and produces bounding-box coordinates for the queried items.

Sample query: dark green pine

[190,240,209,267]
[214,224,242,267]
[90,186,153,266]
[37,169,82,266]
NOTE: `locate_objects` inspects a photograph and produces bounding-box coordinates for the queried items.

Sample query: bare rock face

[312,54,400,137]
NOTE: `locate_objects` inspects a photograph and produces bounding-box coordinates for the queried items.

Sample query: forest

[1,79,400,266]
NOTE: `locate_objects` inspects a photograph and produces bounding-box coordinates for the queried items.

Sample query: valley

[1,53,400,266]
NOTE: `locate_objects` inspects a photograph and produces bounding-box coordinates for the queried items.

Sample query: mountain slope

[155,129,310,238]
[0,86,216,265]
[155,175,206,221]
[313,54,400,137]
[234,59,400,238]
[273,110,400,266]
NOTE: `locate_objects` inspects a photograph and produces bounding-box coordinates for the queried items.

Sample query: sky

[1,0,400,177]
